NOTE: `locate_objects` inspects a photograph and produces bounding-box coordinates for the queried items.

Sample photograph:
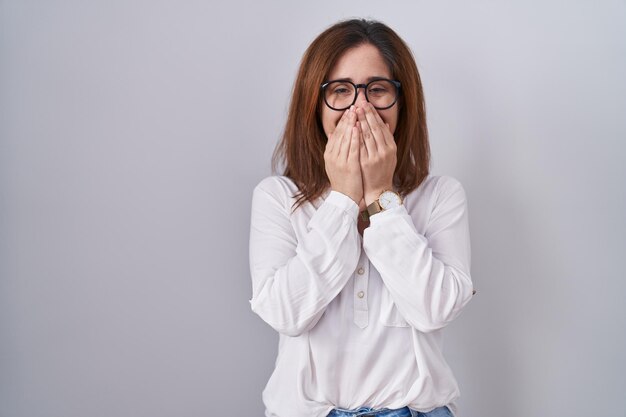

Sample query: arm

[362,176,474,333]
[248,178,361,337]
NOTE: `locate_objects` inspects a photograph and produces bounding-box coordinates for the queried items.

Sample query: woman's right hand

[323,106,363,205]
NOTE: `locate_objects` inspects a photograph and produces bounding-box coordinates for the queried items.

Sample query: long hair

[272,19,430,212]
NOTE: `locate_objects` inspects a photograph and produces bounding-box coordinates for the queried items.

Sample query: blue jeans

[326,405,453,417]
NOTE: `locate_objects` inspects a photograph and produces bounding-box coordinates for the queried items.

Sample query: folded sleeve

[248,178,361,337]
[362,176,474,333]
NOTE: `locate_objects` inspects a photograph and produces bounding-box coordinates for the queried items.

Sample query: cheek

[321,107,342,137]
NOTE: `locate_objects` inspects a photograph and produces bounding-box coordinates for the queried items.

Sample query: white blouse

[248,174,474,417]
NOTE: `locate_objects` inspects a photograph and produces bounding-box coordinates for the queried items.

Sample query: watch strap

[366,199,383,217]
[361,190,402,221]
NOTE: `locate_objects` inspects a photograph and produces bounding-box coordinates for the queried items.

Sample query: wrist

[364,185,393,206]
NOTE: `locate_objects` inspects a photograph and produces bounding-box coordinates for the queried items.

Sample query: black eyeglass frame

[320,78,402,111]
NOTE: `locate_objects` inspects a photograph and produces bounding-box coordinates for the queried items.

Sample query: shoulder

[404,174,467,212]
[429,175,469,216]
[404,174,462,200]
[252,175,299,207]
[434,175,466,197]
[254,175,298,194]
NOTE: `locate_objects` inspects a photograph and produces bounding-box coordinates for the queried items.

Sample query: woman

[249,19,475,417]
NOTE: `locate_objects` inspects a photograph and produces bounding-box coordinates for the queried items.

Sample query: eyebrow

[330,76,389,83]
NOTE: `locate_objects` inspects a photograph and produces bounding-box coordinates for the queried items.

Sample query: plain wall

[1,1,625,416]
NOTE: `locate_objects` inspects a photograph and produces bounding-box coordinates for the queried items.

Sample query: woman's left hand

[356,102,397,205]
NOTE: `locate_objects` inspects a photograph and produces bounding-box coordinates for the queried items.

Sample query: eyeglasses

[320,78,401,111]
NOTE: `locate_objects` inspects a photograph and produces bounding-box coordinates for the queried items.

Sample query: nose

[355,87,368,107]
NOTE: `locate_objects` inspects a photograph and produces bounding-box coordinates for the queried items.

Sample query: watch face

[379,191,402,209]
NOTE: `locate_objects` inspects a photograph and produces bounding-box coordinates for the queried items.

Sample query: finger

[356,106,377,155]
[326,108,352,154]
[338,109,357,157]
[326,110,347,155]
[338,117,354,162]
[348,126,360,164]
[363,102,388,147]
[371,107,395,146]
[384,122,395,143]
[356,121,367,158]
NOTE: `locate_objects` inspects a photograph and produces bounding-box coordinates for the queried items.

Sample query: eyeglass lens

[324,80,398,110]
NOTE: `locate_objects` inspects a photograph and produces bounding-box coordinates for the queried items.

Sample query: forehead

[327,43,391,81]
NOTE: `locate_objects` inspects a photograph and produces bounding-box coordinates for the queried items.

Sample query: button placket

[353,253,370,328]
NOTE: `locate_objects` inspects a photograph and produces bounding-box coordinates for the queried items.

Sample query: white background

[1,1,625,416]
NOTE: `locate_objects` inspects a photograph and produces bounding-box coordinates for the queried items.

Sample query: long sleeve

[248,178,362,337]
[362,176,474,333]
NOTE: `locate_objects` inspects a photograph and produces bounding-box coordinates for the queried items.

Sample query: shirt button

[357,291,365,298]
[357,267,365,275]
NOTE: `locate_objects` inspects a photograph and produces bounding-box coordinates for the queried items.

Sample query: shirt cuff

[369,204,408,226]
[324,191,359,222]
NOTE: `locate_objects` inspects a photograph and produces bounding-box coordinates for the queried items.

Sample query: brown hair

[271,19,430,212]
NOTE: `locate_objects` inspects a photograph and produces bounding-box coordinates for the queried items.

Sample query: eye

[368,84,389,94]
[332,84,353,95]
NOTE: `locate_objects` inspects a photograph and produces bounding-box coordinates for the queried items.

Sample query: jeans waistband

[327,406,412,417]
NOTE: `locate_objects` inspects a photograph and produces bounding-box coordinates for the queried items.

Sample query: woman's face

[320,43,399,139]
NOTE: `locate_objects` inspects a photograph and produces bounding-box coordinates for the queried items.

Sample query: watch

[366,190,403,218]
